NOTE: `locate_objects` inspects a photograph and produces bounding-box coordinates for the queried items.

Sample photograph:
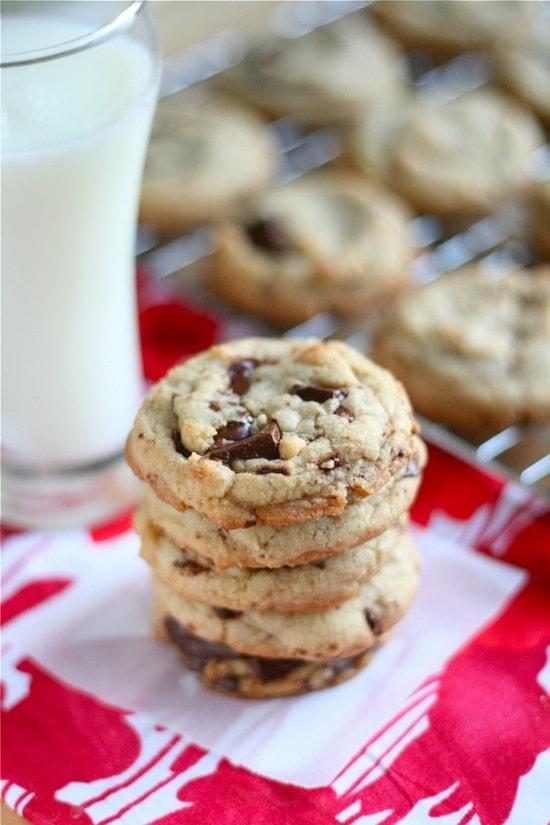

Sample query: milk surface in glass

[1,12,158,467]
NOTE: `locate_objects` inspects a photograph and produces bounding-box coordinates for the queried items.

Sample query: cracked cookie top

[126,338,419,528]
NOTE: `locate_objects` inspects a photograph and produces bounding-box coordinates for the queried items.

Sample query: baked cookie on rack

[155,531,420,697]
[531,180,550,260]
[207,171,414,325]
[125,337,420,528]
[492,19,550,126]
[372,0,537,59]
[350,88,544,219]
[140,93,276,233]
[373,267,550,433]
[219,16,407,125]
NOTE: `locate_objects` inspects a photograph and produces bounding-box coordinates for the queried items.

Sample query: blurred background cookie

[350,88,544,219]
[140,93,277,233]
[373,267,550,434]
[531,179,550,260]
[219,15,407,125]
[207,170,414,325]
[372,0,537,59]
[492,18,550,126]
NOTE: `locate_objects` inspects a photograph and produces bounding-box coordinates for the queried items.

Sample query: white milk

[1,15,158,467]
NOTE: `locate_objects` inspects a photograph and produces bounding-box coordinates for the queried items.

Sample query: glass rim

[1,0,146,68]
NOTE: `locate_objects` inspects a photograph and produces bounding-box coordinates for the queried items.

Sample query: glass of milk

[1,1,160,528]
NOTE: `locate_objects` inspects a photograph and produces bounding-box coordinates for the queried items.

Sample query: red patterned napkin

[2,288,549,824]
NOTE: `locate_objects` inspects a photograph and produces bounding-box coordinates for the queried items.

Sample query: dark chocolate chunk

[253,658,300,683]
[335,405,354,421]
[312,560,327,569]
[229,359,260,394]
[213,607,243,619]
[164,618,237,671]
[172,429,190,458]
[213,417,254,446]
[205,421,281,464]
[166,617,368,685]
[255,465,289,475]
[245,218,291,255]
[365,609,383,635]
[173,557,208,575]
[291,384,349,404]
[403,458,420,478]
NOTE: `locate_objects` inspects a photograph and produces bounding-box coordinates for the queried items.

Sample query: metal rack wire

[138,1,550,498]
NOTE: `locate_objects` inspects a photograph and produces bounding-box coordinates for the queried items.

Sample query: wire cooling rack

[138,0,550,497]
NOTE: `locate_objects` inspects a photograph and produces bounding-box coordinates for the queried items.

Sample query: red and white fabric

[2,291,549,824]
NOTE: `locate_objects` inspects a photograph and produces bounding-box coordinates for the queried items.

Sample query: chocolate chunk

[173,557,208,575]
[255,465,289,475]
[253,658,300,683]
[312,560,326,569]
[403,458,420,478]
[216,676,240,693]
[335,405,354,421]
[172,429,190,458]
[166,617,367,685]
[229,359,260,394]
[291,384,349,404]
[165,618,237,671]
[213,607,243,619]
[205,421,281,464]
[213,417,254,446]
[365,610,383,635]
[245,218,291,255]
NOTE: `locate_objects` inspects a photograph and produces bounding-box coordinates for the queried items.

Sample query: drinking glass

[1,1,160,528]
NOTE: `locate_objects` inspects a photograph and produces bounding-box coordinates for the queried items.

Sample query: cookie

[372,1,537,58]
[141,437,425,569]
[138,510,405,613]
[219,16,406,125]
[140,93,276,233]
[373,267,550,433]
[153,531,420,661]
[125,338,420,529]
[531,180,550,260]
[207,171,414,326]
[350,88,544,218]
[493,19,550,126]
[158,615,388,698]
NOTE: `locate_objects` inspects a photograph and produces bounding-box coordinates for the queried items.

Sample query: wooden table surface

[2,5,276,824]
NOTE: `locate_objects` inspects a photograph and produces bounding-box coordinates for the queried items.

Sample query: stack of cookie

[126,338,425,698]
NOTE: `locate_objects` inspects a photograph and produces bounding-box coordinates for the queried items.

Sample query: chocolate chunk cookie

[141,438,425,569]
[207,171,414,326]
[350,88,544,218]
[140,93,276,233]
[138,509,406,613]
[125,338,420,528]
[158,614,387,698]
[154,531,420,661]
[219,16,406,125]
[373,1,537,58]
[373,267,550,433]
